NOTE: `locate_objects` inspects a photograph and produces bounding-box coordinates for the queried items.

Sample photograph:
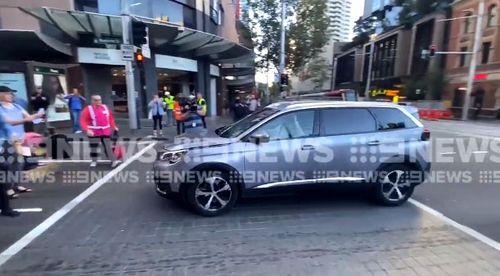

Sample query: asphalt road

[414,120,500,242]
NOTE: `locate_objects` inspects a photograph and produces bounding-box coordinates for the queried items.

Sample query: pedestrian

[30,86,49,134]
[248,94,258,113]
[196,93,207,128]
[174,96,186,135]
[80,95,120,168]
[473,86,485,120]
[62,88,86,133]
[233,97,248,122]
[0,86,40,199]
[0,114,20,217]
[163,91,175,127]
[148,94,165,137]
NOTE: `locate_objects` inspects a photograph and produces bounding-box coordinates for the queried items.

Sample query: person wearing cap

[80,95,120,168]
[0,86,42,202]
[163,91,175,127]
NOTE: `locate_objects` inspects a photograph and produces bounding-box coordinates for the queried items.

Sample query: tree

[288,0,330,73]
[304,57,329,90]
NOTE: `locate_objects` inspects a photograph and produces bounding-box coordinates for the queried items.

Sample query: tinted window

[321,108,376,135]
[369,108,417,130]
[257,110,315,140]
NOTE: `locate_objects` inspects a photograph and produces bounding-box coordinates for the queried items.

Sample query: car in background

[154,101,431,216]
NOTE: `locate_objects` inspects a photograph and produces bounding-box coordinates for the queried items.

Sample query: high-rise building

[327,0,352,42]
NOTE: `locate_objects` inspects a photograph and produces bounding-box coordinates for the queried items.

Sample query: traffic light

[135,50,144,67]
[280,73,289,86]
[132,21,148,47]
[429,44,437,57]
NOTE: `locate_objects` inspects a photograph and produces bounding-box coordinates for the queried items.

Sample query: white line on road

[13,208,43,213]
[0,141,157,267]
[409,199,500,252]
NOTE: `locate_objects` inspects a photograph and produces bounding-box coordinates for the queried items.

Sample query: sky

[255,0,365,85]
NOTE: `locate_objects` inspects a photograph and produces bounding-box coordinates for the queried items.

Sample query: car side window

[256,110,315,140]
[369,108,417,130]
[320,108,376,135]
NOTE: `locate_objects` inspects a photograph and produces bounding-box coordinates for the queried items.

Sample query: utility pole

[462,0,485,121]
[364,37,376,101]
[279,0,287,96]
[121,0,139,130]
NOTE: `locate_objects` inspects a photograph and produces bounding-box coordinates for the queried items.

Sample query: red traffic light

[429,44,437,57]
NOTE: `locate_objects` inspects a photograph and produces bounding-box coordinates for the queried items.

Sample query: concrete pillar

[197,60,213,114]
[141,57,158,117]
[81,65,113,107]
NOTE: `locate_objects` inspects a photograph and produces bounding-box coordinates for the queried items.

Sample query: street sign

[121,44,134,61]
[142,44,151,59]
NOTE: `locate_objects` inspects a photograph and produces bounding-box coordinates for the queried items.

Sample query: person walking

[0,86,40,199]
[248,94,259,113]
[80,95,120,168]
[174,96,186,135]
[196,93,207,128]
[163,91,175,127]
[63,88,86,133]
[31,86,49,134]
[149,94,165,136]
[0,113,20,217]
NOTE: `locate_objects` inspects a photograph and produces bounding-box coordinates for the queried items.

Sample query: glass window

[98,0,120,15]
[369,108,418,130]
[464,11,473,33]
[321,108,376,136]
[256,110,315,141]
[482,42,492,64]
[488,5,497,27]
[218,108,279,138]
[75,0,98,12]
[459,46,467,67]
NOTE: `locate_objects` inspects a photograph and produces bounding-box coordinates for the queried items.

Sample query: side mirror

[249,132,270,144]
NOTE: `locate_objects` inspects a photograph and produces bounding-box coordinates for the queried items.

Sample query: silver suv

[154,101,431,216]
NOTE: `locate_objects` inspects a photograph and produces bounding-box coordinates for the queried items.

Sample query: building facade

[0,0,253,127]
[444,0,500,118]
[327,0,352,43]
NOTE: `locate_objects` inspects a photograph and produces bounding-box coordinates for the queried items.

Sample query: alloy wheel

[194,176,233,212]
[381,170,412,202]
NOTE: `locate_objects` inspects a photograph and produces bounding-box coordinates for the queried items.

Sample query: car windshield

[217,108,279,138]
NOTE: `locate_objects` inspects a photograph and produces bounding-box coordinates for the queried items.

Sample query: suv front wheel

[186,171,239,216]
[374,164,417,206]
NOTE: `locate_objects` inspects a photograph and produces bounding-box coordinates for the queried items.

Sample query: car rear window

[369,108,418,130]
[320,108,376,135]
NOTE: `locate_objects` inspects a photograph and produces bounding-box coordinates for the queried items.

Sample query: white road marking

[0,141,157,267]
[13,208,43,213]
[409,199,500,252]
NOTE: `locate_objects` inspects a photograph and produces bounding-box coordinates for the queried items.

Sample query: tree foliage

[304,57,329,90]
[287,0,330,73]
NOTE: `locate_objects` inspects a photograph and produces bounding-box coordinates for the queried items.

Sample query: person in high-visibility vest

[163,91,175,127]
[80,95,120,168]
[196,93,207,129]
[173,97,186,135]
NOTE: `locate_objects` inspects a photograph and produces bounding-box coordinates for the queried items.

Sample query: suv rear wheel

[374,164,417,206]
[186,171,239,216]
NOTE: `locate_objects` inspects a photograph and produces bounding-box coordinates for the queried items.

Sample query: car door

[243,109,319,189]
[368,107,422,168]
[317,108,380,182]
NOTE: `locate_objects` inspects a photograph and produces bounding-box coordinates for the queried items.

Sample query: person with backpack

[80,95,120,168]
[63,88,86,133]
[0,86,42,200]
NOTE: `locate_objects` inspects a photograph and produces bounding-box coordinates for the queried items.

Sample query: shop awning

[0,30,72,60]
[21,7,253,63]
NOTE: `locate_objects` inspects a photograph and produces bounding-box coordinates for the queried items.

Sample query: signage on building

[155,54,198,72]
[121,44,135,61]
[34,66,65,75]
[210,65,220,77]
[77,48,126,66]
[370,89,400,97]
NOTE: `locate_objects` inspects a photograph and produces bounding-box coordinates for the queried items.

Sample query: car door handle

[368,140,380,146]
[301,145,315,151]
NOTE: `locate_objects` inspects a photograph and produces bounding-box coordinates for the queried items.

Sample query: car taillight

[421,128,430,141]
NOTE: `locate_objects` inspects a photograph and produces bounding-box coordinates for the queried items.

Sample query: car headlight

[160,150,188,164]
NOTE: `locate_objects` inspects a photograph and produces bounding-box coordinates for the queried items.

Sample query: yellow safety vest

[164,96,174,110]
[197,98,207,113]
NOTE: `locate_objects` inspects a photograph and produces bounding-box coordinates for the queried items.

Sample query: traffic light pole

[279,0,286,95]
[121,0,139,131]
[462,0,485,121]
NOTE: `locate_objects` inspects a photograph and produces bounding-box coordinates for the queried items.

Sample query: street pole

[331,57,338,91]
[364,40,375,101]
[462,0,485,121]
[279,0,286,96]
[121,0,139,130]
